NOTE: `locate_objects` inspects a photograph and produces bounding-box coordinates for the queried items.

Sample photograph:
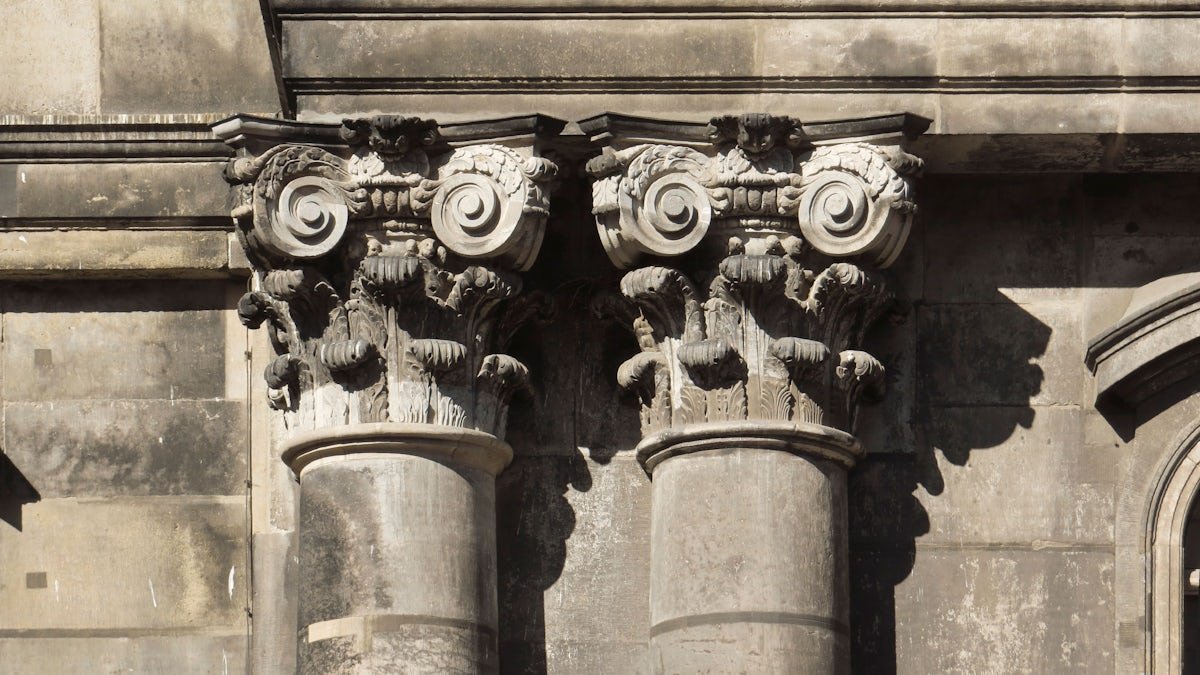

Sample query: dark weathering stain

[1122,248,1154,264]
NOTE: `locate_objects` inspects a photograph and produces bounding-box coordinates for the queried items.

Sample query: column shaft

[286,426,510,674]
[637,423,858,674]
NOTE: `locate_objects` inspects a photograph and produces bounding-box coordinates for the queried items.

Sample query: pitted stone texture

[297,454,498,671]
[918,301,1081,408]
[0,230,233,279]
[1,280,228,401]
[0,0,274,116]
[498,453,652,673]
[649,448,848,674]
[3,399,246,498]
[0,0,101,115]
[0,635,247,675]
[98,0,277,114]
[922,406,1112,546]
[5,162,229,220]
[895,549,1115,674]
[651,621,848,675]
[0,499,246,631]
[921,175,1081,304]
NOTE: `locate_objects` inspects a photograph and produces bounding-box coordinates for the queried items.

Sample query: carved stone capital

[585,112,928,457]
[214,114,563,443]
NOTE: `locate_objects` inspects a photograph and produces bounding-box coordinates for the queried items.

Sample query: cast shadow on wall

[849,287,1051,674]
[495,277,643,673]
[0,449,40,530]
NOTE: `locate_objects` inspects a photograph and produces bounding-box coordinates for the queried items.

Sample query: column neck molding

[281,422,513,476]
[214,114,565,450]
[585,111,928,468]
[637,420,861,474]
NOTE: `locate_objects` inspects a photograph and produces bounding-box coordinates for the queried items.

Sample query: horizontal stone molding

[648,610,850,640]
[0,119,231,163]
[280,422,514,476]
[273,0,1200,13]
[636,420,862,474]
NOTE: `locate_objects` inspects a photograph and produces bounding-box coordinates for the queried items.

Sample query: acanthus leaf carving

[603,249,892,434]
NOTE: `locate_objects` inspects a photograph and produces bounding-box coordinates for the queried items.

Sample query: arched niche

[1089,272,1200,673]
[1144,420,1200,674]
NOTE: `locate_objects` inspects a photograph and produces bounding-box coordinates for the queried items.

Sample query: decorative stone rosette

[223,116,558,438]
[589,113,923,445]
[587,114,922,269]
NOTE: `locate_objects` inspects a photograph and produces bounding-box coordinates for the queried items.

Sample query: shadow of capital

[849,287,1051,674]
[0,449,41,531]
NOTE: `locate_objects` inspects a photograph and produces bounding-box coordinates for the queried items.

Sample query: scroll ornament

[587,114,922,269]
[225,115,557,270]
[224,116,558,436]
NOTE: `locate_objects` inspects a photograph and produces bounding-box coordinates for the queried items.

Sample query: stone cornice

[0,116,232,163]
[577,111,930,151]
[213,113,568,156]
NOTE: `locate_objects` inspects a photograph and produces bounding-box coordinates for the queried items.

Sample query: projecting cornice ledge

[1087,273,1200,413]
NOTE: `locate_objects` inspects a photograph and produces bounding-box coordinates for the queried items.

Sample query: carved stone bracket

[215,114,563,440]
[583,112,927,452]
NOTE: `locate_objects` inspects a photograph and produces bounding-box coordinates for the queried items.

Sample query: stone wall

[0,1,274,672]
[3,1,1200,673]
[493,173,1200,673]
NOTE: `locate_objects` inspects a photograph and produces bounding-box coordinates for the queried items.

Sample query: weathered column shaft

[291,430,508,672]
[644,426,855,673]
[216,114,561,674]
[585,112,926,673]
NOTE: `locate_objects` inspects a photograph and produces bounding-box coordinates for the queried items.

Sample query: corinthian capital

[213,114,563,439]
[584,112,928,453]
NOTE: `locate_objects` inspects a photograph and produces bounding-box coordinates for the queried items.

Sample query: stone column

[584,112,926,673]
[216,115,561,673]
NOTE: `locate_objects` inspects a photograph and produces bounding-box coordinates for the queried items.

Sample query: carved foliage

[608,239,891,435]
[238,244,546,438]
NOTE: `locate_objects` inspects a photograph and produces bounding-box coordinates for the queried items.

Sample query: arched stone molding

[1087,272,1200,413]
[1143,418,1200,674]
[1088,273,1200,673]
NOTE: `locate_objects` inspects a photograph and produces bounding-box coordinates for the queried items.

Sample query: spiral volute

[265,176,350,259]
[430,173,537,269]
[797,162,914,269]
[621,172,712,259]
